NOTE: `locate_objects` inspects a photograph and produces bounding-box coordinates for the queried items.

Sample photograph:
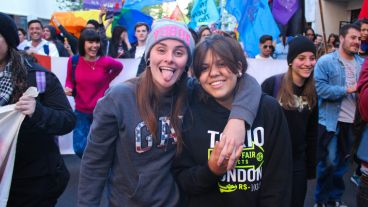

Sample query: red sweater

[358,58,368,122]
[65,56,123,113]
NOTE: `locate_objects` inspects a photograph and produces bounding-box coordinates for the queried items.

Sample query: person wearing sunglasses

[255,35,274,60]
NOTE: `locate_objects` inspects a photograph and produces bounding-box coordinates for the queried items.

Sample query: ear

[339,35,344,44]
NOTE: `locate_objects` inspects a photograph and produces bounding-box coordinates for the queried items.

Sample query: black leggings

[290,167,307,207]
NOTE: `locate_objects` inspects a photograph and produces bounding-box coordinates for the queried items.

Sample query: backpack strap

[35,71,46,93]
[43,44,50,56]
[272,73,284,98]
[71,55,79,97]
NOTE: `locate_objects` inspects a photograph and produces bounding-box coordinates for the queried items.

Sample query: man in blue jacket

[314,24,364,207]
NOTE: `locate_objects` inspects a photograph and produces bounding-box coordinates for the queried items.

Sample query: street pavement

[56,155,358,207]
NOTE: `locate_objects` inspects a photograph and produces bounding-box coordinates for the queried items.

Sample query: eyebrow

[156,42,186,49]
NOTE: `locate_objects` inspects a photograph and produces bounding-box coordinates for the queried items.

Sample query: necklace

[86,61,97,70]
[84,57,99,70]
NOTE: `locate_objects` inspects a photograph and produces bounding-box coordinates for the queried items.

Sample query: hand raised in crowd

[15,95,36,117]
[64,87,73,96]
[218,118,245,170]
[98,5,107,24]
[347,84,357,94]
[99,5,107,18]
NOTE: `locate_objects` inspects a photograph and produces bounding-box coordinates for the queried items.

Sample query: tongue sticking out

[161,69,174,81]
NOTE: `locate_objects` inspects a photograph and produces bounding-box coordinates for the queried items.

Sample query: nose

[209,66,220,77]
[164,52,174,63]
[305,58,315,67]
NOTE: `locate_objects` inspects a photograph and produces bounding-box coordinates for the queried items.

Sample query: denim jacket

[314,50,363,132]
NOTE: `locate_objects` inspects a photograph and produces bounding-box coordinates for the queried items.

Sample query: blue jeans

[315,123,354,203]
[73,110,93,158]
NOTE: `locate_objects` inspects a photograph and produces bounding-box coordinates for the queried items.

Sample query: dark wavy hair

[108,25,128,58]
[78,29,103,57]
[8,48,28,104]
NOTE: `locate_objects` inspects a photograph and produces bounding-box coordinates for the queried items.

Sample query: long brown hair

[136,65,188,153]
[9,48,28,104]
[277,65,317,110]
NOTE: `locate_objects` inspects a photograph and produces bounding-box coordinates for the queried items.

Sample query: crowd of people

[1,5,368,207]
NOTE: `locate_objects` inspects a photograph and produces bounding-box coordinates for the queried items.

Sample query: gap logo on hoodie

[135,116,178,153]
[208,127,264,193]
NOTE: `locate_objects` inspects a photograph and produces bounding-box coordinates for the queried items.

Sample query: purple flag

[272,0,299,25]
[83,0,120,10]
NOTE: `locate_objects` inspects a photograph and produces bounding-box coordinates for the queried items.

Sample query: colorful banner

[51,10,100,38]
[272,0,299,25]
[226,0,280,58]
[123,0,175,11]
[113,8,153,43]
[169,5,189,23]
[190,0,219,27]
[83,0,120,10]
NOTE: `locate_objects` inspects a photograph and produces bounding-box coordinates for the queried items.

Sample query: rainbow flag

[51,10,103,38]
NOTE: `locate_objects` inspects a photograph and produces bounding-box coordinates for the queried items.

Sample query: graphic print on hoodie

[207,127,264,193]
[173,94,292,207]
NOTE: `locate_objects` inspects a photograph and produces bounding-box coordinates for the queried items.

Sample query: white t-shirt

[338,58,357,123]
[135,45,145,59]
[17,40,28,50]
[24,39,59,57]
[255,54,273,60]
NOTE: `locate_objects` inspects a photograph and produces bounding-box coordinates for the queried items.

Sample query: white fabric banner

[49,57,287,154]
[305,0,316,23]
[0,88,38,207]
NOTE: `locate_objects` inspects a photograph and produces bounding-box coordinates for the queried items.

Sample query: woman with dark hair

[305,27,316,41]
[17,27,28,50]
[107,25,131,58]
[0,12,76,206]
[43,25,70,57]
[172,34,292,207]
[327,33,339,49]
[198,25,212,42]
[78,20,262,207]
[261,36,318,207]
[64,29,123,158]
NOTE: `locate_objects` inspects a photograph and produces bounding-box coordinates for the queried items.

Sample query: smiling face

[43,27,51,40]
[340,28,361,56]
[148,39,188,93]
[84,40,100,59]
[28,22,43,42]
[290,51,316,86]
[199,50,240,109]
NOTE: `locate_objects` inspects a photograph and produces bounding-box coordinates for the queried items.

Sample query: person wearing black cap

[261,36,318,207]
[0,12,76,206]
